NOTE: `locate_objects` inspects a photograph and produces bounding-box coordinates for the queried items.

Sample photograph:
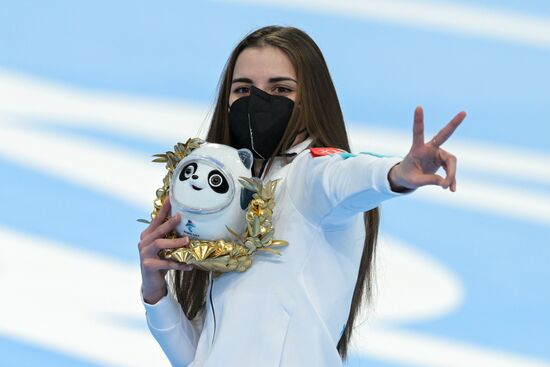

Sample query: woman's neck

[253,158,265,177]
[252,130,309,177]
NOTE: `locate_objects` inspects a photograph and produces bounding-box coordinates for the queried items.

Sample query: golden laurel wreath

[139,138,288,273]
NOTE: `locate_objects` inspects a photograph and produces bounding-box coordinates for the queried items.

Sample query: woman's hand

[389,106,466,192]
[138,198,192,304]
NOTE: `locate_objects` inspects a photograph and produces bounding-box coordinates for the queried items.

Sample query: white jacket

[143,139,404,366]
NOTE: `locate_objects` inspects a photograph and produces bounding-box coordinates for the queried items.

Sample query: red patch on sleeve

[309,147,344,157]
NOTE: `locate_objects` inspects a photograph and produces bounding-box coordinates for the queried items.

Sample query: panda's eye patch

[208,170,229,193]
[180,163,198,181]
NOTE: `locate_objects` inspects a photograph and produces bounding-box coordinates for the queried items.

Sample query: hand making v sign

[389,106,467,193]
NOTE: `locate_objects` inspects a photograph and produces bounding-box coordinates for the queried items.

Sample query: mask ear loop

[255,159,269,179]
[247,112,265,160]
[209,272,217,345]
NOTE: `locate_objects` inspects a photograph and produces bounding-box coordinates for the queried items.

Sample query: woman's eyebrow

[231,76,297,84]
[269,77,297,83]
[231,77,253,84]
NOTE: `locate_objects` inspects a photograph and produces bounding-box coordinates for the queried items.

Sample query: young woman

[138,26,465,366]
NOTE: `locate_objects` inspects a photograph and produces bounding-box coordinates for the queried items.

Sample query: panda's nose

[192,175,198,180]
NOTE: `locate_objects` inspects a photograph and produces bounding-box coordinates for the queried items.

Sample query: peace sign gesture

[388,106,467,192]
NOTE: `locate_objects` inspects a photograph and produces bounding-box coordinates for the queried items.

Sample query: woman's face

[229,46,298,106]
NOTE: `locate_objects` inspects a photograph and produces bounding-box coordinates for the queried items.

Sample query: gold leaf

[252,216,260,236]
[245,211,255,222]
[258,247,281,255]
[260,187,271,199]
[225,225,243,241]
[246,221,254,237]
[238,177,259,192]
[270,240,289,247]
[260,231,273,244]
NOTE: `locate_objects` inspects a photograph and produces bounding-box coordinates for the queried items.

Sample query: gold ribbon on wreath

[139,138,288,273]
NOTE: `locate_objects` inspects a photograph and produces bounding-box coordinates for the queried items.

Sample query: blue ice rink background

[0,1,549,366]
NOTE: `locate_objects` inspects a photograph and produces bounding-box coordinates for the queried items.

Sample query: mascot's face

[173,160,232,212]
[169,143,253,239]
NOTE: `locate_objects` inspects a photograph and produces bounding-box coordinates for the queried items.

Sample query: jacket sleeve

[143,292,204,366]
[286,151,408,228]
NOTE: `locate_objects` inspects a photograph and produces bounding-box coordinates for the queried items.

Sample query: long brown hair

[171,25,380,360]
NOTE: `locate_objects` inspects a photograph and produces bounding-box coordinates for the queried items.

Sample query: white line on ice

[0,69,209,144]
[352,326,550,367]
[0,227,171,366]
[370,234,463,323]
[223,0,550,49]
[0,120,161,209]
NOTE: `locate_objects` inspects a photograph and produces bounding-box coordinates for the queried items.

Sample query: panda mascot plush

[169,143,254,241]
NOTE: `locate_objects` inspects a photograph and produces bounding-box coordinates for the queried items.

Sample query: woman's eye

[209,174,222,187]
[273,86,291,94]
[234,86,250,94]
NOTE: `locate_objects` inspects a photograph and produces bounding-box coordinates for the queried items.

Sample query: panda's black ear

[238,149,253,170]
[240,188,254,210]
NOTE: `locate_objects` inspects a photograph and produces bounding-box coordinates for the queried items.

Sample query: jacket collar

[285,137,313,156]
[257,137,313,179]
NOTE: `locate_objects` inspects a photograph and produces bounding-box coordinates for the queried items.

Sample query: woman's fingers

[399,107,464,191]
[141,257,192,273]
[138,214,182,252]
[146,213,181,242]
[140,237,192,275]
[429,111,466,147]
[138,198,191,305]
[140,197,171,240]
[412,106,425,149]
[439,149,458,192]
[151,213,181,238]
[409,173,447,188]
[140,236,189,258]
[151,197,172,227]
[409,150,457,191]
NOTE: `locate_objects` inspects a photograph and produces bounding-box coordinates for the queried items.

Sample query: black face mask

[228,86,294,159]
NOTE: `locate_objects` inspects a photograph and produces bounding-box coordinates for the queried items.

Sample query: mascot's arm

[287,150,410,227]
[143,292,204,366]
